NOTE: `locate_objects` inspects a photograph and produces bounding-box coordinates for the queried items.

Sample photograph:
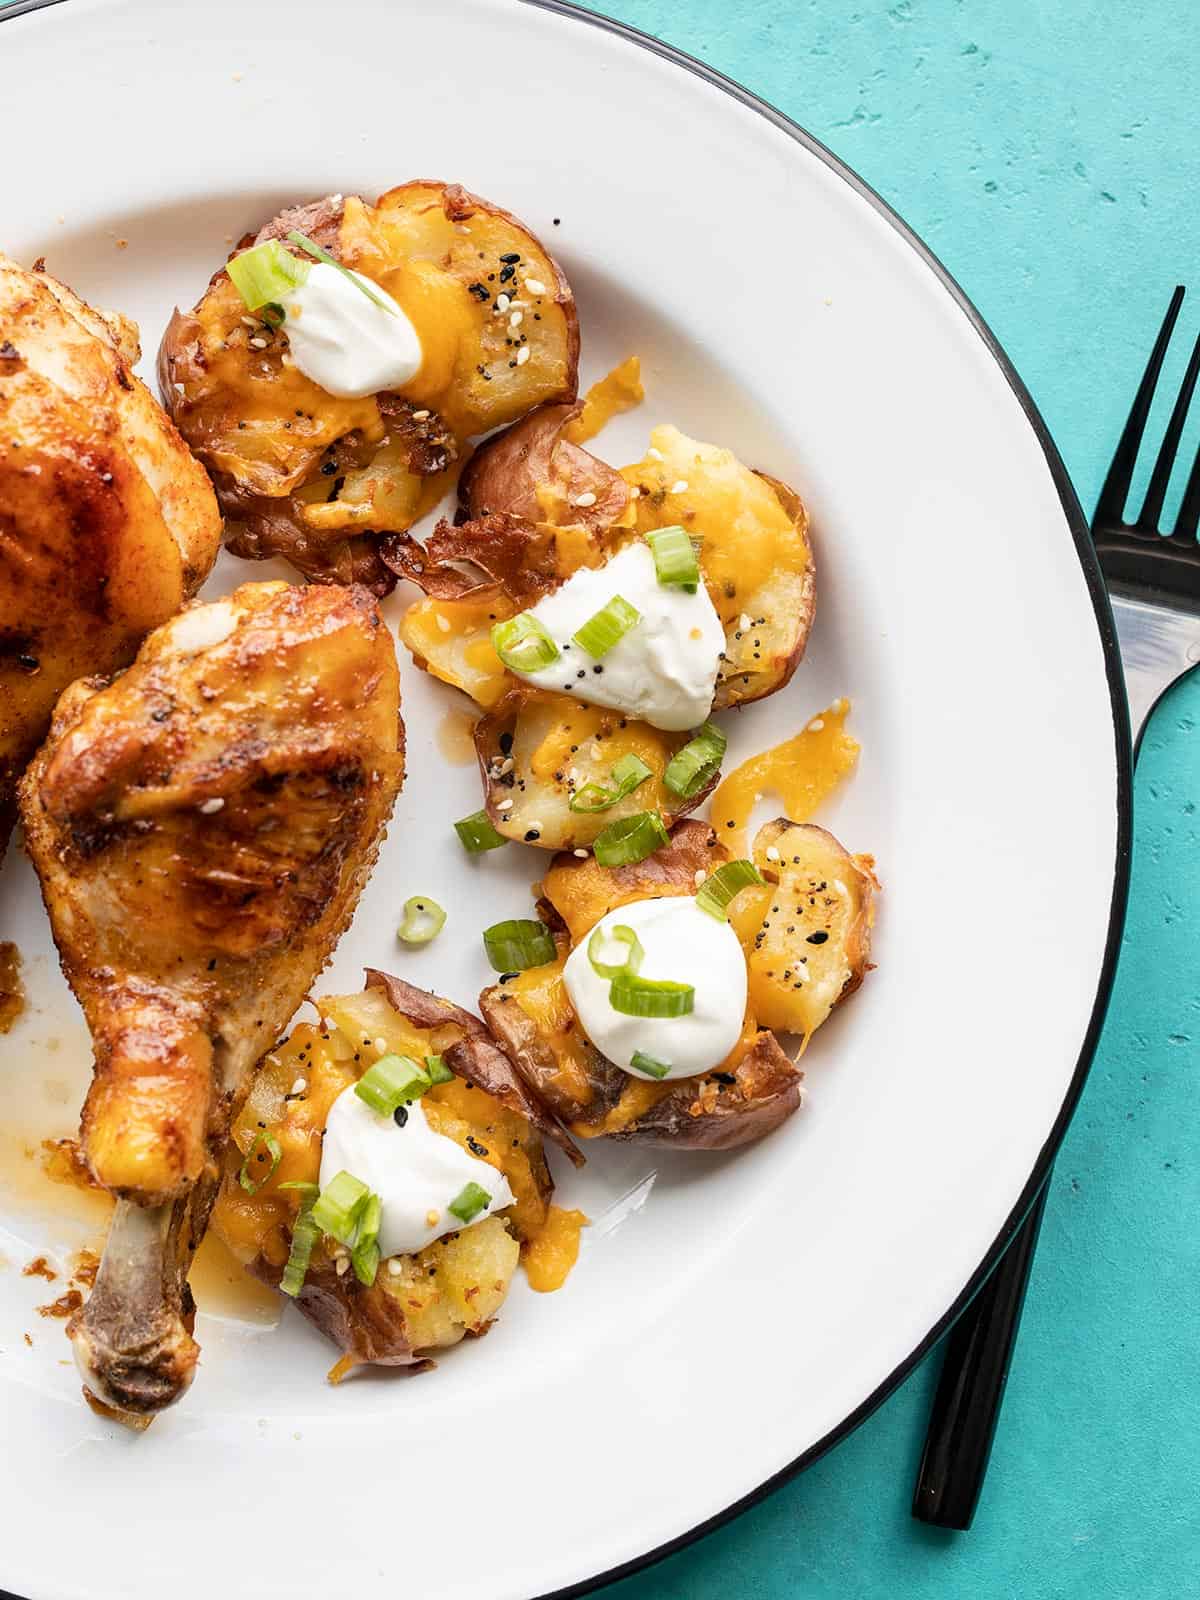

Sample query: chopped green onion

[482,918,557,972]
[448,1181,492,1224]
[286,230,395,314]
[355,1054,431,1116]
[593,810,670,868]
[279,1208,319,1298]
[260,301,287,329]
[226,239,310,311]
[425,1054,454,1085]
[278,1180,320,1202]
[311,1170,370,1245]
[454,810,507,853]
[351,1192,382,1287]
[397,895,446,945]
[568,752,653,814]
[587,922,645,980]
[572,594,641,659]
[609,973,695,1018]
[663,721,727,799]
[237,1131,281,1195]
[695,858,766,921]
[630,1051,672,1080]
[491,611,560,673]
[646,526,700,592]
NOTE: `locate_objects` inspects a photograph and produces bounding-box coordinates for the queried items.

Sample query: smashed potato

[480,822,805,1149]
[731,820,879,1040]
[159,182,579,590]
[621,425,815,708]
[211,972,577,1376]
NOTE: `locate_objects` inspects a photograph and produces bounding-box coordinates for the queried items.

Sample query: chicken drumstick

[18,580,404,1419]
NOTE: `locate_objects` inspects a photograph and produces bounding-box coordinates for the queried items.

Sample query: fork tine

[1138,323,1200,532]
[1094,284,1185,528]
[1172,432,1200,540]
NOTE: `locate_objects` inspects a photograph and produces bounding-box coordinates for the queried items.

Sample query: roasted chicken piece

[18,580,404,1419]
[0,254,221,859]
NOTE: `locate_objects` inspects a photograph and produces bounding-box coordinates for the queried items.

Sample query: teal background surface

[0,1,1196,1596]
[574,2,1199,1597]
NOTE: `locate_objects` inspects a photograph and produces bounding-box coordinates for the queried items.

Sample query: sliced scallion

[568,752,652,814]
[491,611,560,673]
[286,230,395,314]
[311,1170,370,1245]
[425,1054,454,1085]
[482,918,557,972]
[630,1051,672,1080]
[609,973,695,1018]
[278,1180,320,1202]
[397,895,446,945]
[587,922,644,980]
[354,1054,431,1116]
[237,1130,282,1195]
[279,1208,319,1298]
[695,858,766,921]
[593,810,669,868]
[572,594,640,659]
[350,1192,382,1287]
[646,526,700,592]
[663,721,727,799]
[226,239,310,312]
[448,1181,492,1224]
[455,810,507,853]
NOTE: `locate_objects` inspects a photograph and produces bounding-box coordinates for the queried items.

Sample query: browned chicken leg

[18,580,404,1418]
[0,255,221,858]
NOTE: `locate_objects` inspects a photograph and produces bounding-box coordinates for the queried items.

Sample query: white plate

[0,2,1130,1596]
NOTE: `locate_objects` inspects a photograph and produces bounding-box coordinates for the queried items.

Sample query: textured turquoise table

[581,1,1200,1596]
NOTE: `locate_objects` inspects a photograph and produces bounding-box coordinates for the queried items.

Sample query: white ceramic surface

[0,2,1125,1597]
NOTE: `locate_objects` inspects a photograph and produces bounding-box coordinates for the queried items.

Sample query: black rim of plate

[0,0,1134,1596]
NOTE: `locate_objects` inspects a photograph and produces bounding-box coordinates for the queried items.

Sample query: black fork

[913,287,1200,1529]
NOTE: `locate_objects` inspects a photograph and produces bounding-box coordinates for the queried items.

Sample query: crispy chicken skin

[18,580,404,1417]
[0,254,221,858]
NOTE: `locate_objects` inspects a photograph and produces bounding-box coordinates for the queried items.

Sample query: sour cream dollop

[510,542,724,731]
[563,896,747,1080]
[319,1086,513,1258]
[280,262,422,399]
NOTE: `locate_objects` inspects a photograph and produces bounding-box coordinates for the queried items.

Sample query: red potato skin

[458,402,630,530]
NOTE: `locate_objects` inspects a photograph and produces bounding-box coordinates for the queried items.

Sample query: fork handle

[911,1179,1050,1528]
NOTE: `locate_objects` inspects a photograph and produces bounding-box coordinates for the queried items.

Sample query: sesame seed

[523,277,547,295]
[435,614,452,633]
[516,346,531,365]
[496,798,514,811]
[765,846,780,862]
[694,868,707,886]
[496,293,511,311]
[198,798,224,815]
[411,408,430,420]
[590,743,602,759]
[630,485,641,497]
[290,1077,307,1096]
[388,1257,404,1276]
[335,1256,349,1276]
[739,613,752,631]
[509,311,523,328]
[240,316,258,329]
[574,848,589,858]
[373,1037,387,1052]
[808,718,825,732]
[573,491,597,508]
[671,479,689,494]
[646,446,664,461]
[248,336,268,349]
